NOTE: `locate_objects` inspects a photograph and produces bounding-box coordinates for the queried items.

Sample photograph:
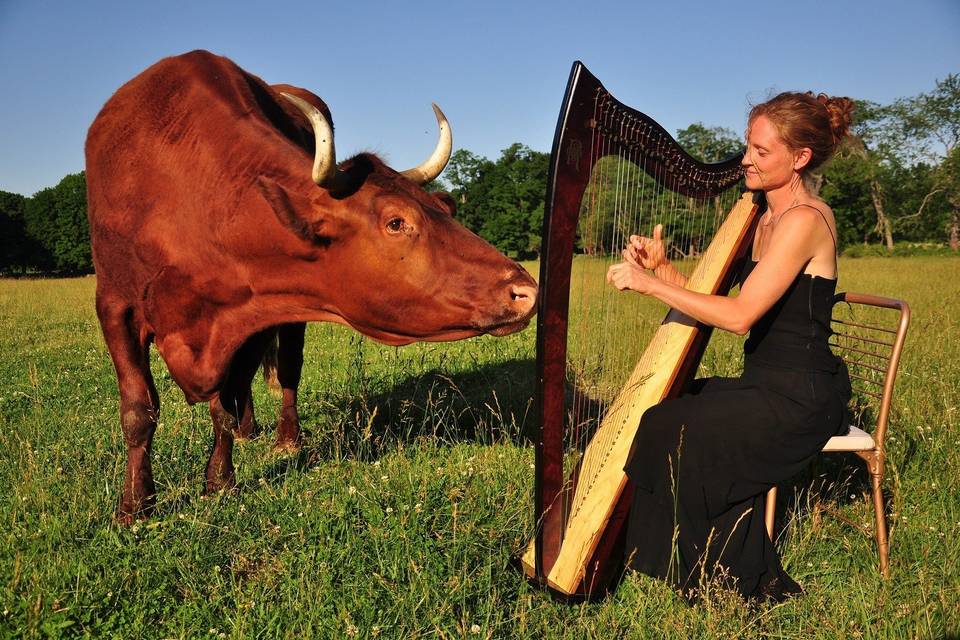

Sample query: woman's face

[742,114,805,191]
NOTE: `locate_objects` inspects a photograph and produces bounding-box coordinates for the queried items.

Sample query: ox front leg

[274,322,306,452]
[96,297,160,524]
[205,331,272,493]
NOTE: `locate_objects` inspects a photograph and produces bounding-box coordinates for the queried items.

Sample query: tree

[896,74,960,249]
[22,187,58,271]
[477,144,549,258]
[675,122,742,163]
[834,77,960,251]
[447,145,548,259]
[443,149,489,196]
[442,149,495,232]
[50,172,91,271]
[21,172,91,273]
[940,146,960,250]
[820,151,878,248]
[0,191,33,273]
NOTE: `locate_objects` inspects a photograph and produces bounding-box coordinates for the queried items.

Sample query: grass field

[1,256,958,639]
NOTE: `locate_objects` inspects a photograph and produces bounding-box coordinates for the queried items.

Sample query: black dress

[622,257,851,601]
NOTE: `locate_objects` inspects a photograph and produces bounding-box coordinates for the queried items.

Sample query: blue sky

[1,0,957,196]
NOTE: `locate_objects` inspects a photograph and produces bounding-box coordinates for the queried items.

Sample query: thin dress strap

[780,203,837,254]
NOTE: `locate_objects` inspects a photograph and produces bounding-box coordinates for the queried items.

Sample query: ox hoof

[272,438,302,455]
[234,420,261,442]
[204,476,238,496]
[115,499,155,526]
[272,422,303,454]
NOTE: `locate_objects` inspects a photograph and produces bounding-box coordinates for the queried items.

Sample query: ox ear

[431,192,457,217]
[256,176,340,244]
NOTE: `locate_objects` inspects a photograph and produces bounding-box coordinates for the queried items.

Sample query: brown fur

[87,50,537,522]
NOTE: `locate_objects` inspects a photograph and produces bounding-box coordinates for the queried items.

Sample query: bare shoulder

[779,201,838,277]
[780,201,836,232]
[775,204,825,235]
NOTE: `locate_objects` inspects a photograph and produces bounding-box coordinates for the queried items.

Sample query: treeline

[2,75,957,274]
[445,74,959,259]
[1,172,90,275]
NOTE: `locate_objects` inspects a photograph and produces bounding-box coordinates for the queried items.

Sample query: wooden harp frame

[524,61,760,598]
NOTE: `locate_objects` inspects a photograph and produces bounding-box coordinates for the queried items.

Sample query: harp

[520,62,761,598]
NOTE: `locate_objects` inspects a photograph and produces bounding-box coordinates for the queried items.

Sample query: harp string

[563,110,741,522]
[568,92,607,525]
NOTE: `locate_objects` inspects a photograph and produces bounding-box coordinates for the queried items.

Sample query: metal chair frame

[764,291,911,578]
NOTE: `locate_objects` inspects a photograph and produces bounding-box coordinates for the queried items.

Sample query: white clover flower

[471,624,481,633]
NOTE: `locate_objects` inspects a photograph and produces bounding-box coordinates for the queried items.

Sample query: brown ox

[86,50,537,523]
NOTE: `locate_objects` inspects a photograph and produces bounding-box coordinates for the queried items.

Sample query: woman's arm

[608,208,825,335]
[652,261,688,288]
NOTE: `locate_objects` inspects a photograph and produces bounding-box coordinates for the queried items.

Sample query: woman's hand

[606,261,657,295]
[627,224,668,271]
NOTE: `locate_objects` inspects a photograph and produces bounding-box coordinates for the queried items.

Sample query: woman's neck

[764,176,809,216]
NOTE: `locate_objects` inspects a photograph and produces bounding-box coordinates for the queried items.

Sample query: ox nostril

[510,284,532,300]
[509,284,538,312]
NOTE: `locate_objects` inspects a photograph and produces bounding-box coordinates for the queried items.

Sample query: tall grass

[0,257,958,638]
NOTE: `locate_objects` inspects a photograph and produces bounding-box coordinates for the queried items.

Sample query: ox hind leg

[273,322,306,452]
[233,391,259,441]
[96,295,160,524]
[206,330,273,493]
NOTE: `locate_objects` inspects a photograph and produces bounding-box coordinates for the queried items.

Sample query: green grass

[1,256,958,639]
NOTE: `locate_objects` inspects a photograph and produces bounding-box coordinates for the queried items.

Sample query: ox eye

[386,217,406,233]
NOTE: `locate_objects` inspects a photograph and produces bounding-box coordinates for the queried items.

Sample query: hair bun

[816,94,855,144]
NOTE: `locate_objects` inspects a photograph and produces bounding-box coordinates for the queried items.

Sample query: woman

[606,92,855,602]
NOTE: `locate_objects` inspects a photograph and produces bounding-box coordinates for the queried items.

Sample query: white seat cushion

[823,425,875,452]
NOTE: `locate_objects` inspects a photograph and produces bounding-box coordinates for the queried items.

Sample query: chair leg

[870,469,890,578]
[765,486,778,540]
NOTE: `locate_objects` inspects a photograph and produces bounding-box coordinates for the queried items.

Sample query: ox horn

[279,92,348,191]
[401,103,453,185]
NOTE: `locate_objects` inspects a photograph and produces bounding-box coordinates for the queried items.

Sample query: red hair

[749,92,855,172]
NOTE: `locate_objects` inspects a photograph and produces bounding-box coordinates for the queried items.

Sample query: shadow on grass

[246,357,537,487]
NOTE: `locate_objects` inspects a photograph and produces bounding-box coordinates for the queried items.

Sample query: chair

[764,292,911,578]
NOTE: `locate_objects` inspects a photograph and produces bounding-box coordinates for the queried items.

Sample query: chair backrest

[829,292,911,450]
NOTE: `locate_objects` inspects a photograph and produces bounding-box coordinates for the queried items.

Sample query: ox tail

[262,331,282,397]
